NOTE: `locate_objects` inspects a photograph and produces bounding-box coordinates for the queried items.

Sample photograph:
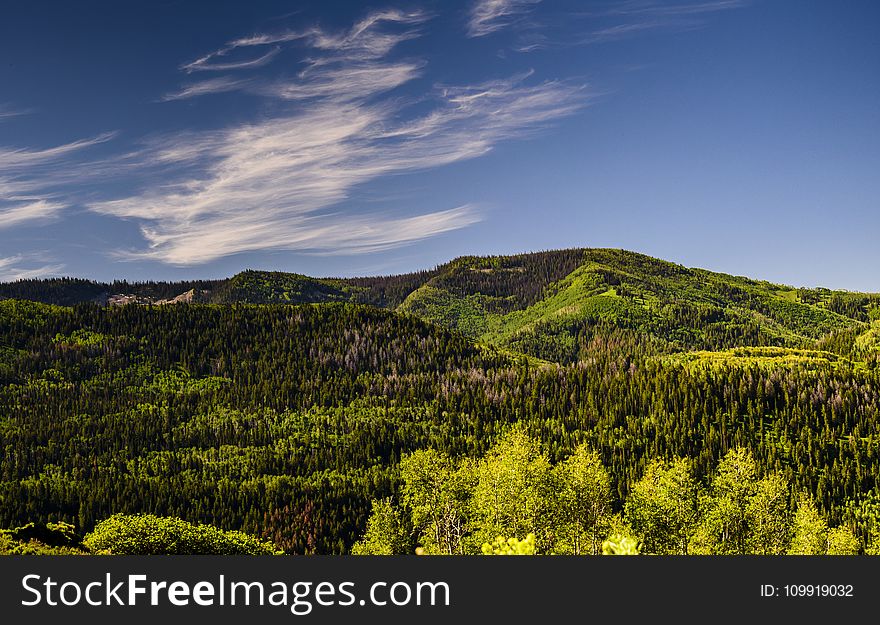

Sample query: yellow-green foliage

[624,458,701,555]
[393,250,871,364]
[855,321,880,354]
[825,526,859,555]
[601,534,640,555]
[146,369,229,394]
[0,299,69,328]
[398,285,490,338]
[664,346,850,372]
[480,263,611,341]
[481,533,536,555]
[83,514,281,555]
[788,497,829,555]
[350,498,412,556]
[53,329,109,348]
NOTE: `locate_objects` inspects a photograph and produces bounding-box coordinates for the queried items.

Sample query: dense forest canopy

[1,249,879,554]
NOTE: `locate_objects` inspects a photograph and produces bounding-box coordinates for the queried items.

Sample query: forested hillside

[3,249,878,364]
[2,249,880,554]
[397,249,880,363]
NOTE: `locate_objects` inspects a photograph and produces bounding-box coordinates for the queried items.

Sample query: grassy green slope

[394,249,877,363]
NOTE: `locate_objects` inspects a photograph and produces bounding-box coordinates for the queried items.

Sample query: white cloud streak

[584,0,747,42]
[89,12,587,265]
[0,133,116,229]
[608,1,746,17]
[181,9,429,72]
[467,0,542,38]
[0,255,64,281]
[0,200,66,230]
[264,61,425,102]
[586,21,664,43]
[161,76,254,101]
[0,133,115,170]
[182,47,282,73]
[503,0,747,50]
[0,104,30,121]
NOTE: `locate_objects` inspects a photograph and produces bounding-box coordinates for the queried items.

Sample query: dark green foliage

[0,278,222,306]
[0,278,108,306]
[0,521,87,555]
[2,521,80,546]
[2,294,880,551]
[208,270,351,304]
[7,249,873,366]
[0,301,508,553]
[427,249,588,314]
[1,248,879,554]
[343,269,441,308]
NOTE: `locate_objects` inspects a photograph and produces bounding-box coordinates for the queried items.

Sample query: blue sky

[1,0,878,290]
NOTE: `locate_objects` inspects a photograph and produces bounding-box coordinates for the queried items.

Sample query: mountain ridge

[2,248,878,365]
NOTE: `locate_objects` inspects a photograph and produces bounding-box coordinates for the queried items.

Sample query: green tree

[866,526,880,555]
[472,429,553,550]
[399,450,474,555]
[624,458,701,554]
[826,526,859,555]
[689,448,793,555]
[788,496,828,555]
[746,473,792,555]
[351,498,412,555]
[551,444,613,554]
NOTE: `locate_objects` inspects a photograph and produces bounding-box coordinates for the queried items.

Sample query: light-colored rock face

[156,289,197,305]
[106,288,204,306]
[107,294,153,306]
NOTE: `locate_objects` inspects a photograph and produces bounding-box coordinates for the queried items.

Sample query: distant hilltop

[2,248,878,363]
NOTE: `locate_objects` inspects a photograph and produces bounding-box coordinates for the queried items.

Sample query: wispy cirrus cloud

[182,46,282,73]
[306,8,429,56]
[262,61,425,102]
[467,0,543,38]
[90,11,587,265]
[0,200,66,230]
[505,0,747,50]
[168,9,430,100]
[0,132,115,170]
[0,132,116,229]
[0,254,64,281]
[181,8,428,73]
[606,0,747,17]
[585,21,663,43]
[160,76,254,101]
[0,104,31,121]
[581,0,747,43]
